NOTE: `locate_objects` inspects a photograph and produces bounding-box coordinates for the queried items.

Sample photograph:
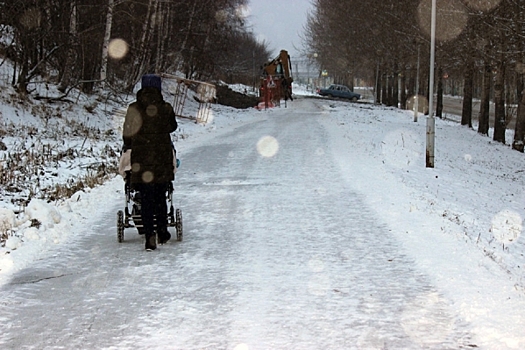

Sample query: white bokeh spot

[308,258,325,272]
[108,38,129,60]
[257,136,279,158]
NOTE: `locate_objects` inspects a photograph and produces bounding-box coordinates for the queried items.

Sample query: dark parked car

[317,84,361,101]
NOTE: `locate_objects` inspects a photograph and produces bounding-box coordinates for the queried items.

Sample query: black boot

[145,234,157,251]
[158,230,171,244]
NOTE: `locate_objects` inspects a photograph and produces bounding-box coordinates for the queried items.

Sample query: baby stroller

[117,149,182,244]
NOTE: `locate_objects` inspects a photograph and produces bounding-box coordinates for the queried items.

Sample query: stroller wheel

[117,210,124,243]
[176,208,183,241]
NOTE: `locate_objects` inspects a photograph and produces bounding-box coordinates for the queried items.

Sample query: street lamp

[426,0,436,168]
[321,69,328,88]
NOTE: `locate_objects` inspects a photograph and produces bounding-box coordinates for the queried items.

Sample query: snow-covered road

[0,98,482,349]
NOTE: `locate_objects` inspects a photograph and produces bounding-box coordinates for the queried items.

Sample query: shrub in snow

[25,199,61,229]
[5,235,21,249]
[0,207,16,229]
[22,227,40,241]
[0,207,16,247]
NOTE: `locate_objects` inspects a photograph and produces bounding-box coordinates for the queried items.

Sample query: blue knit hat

[141,74,161,91]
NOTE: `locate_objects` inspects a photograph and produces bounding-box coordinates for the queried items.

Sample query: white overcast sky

[246,0,313,58]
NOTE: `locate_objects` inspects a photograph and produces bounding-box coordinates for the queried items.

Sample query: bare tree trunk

[393,62,399,107]
[16,50,29,95]
[100,0,114,85]
[436,66,443,118]
[478,62,491,135]
[347,70,354,90]
[513,68,525,152]
[128,0,156,89]
[381,71,387,104]
[375,66,382,104]
[400,68,406,109]
[155,1,169,73]
[513,4,525,152]
[154,1,164,72]
[144,0,159,74]
[493,58,506,143]
[425,73,431,115]
[386,71,394,106]
[178,0,198,73]
[407,71,415,98]
[461,61,473,127]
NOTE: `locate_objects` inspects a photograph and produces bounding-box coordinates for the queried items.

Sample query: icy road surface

[2,98,478,349]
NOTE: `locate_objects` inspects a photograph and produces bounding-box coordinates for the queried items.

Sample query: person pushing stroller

[122,74,178,251]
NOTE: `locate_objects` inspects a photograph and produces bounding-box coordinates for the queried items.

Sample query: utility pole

[426,0,436,168]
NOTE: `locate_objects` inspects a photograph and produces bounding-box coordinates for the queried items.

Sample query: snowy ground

[0,83,524,349]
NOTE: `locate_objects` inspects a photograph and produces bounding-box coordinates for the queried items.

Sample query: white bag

[118,149,177,177]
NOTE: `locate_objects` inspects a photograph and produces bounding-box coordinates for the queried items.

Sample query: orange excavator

[258,50,293,109]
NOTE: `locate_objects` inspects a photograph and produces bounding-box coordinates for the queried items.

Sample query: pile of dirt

[215,85,259,109]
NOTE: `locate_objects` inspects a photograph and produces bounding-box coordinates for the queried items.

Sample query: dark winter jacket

[123,87,177,184]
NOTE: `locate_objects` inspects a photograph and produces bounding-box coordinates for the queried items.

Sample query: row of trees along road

[304,0,525,152]
[0,0,270,97]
